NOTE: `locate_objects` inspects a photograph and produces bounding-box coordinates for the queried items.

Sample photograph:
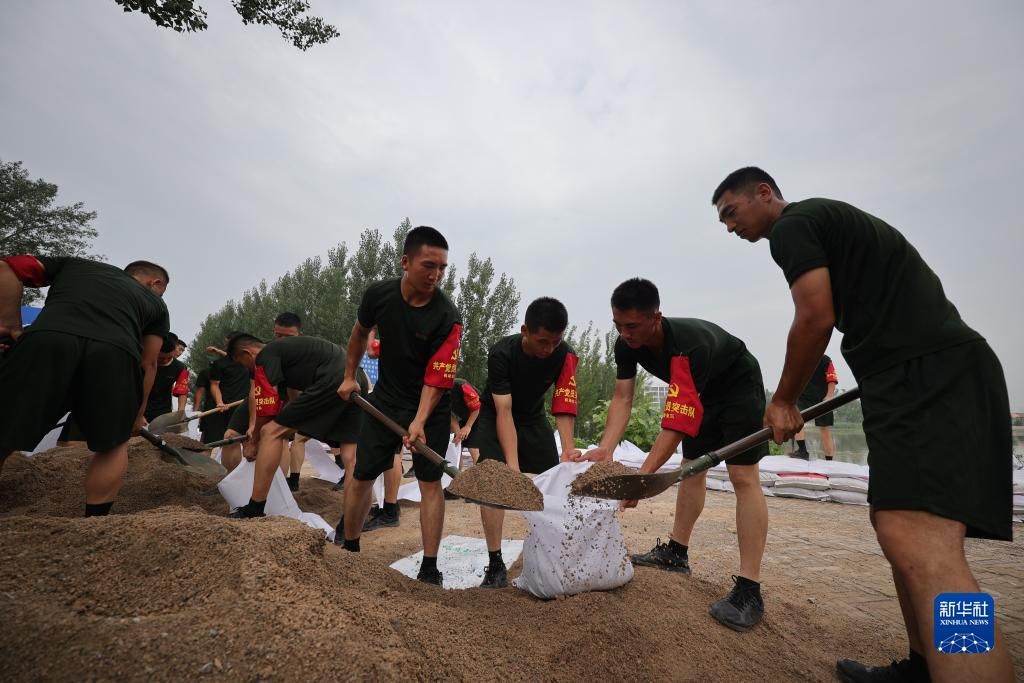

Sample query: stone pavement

[616,488,1024,662]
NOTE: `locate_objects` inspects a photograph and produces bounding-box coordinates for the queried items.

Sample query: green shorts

[354,393,449,483]
[275,378,363,446]
[862,340,1012,541]
[0,331,142,453]
[471,407,559,475]
[225,401,249,435]
[684,351,768,467]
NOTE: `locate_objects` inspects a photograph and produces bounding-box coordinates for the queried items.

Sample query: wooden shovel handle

[193,399,245,419]
[679,388,862,479]
[350,394,460,479]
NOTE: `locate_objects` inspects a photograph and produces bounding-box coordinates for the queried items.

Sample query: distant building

[644,375,669,408]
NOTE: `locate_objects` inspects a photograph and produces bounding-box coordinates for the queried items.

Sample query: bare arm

[136,335,163,430]
[555,414,576,454]
[0,261,24,343]
[464,407,480,433]
[193,387,206,410]
[492,394,519,471]
[766,267,835,442]
[209,380,225,407]
[337,321,371,399]
[583,377,636,461]
[175,395,187,412]
[825,381,837,401]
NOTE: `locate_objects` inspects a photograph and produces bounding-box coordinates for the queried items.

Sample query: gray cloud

[2,0,1022,406]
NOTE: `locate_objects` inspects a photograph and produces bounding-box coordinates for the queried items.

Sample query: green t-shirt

[615,318,748,397]
[24,257,169,361]
[145,359,189,420]
[356,278,462,411]
[769,198,981,381]
[194,368,213,410]
[798,355,837,404]
[481,334,579,419]
[254,335,348,392]
[209,357,251,403]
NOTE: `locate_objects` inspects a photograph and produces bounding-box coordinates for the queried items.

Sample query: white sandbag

[705,478,734,493]
[761,485,775,497]
[775,473,830,491]
[829,476,869,493]
[30,413,68,454]
[1013,469,1024,496]
[389,535,523,590]
[513,462,633,599]
[217,458,336,540]
[829,489,869,506]
[305,439,343,483]
[773,486,830,501]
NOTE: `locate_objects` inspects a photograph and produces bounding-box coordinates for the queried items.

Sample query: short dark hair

[161,332,179,354]
[711,166,783,205]
[225,330,244,341]
[611,278,660,314]
[403,226,449,257]
[175,339,187,349]
[524,297,569,334]
[124,260,170,284]
[226,333,264,359]
[274,311,302,329]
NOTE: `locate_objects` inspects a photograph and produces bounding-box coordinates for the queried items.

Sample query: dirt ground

[1,443,1021,681]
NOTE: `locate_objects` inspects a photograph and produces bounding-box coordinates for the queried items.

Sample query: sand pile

[448,459,543,510]
[291,478,344,522]
[0,507,861,681]
[569,461,638,497]
[0,439,224,518]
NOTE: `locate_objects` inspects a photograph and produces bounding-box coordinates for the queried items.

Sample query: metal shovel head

[446,463,544,512]
[148,410,187,435]
[572,469,680,501]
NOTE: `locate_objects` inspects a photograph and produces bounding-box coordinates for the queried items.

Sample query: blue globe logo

[937,633,991,654]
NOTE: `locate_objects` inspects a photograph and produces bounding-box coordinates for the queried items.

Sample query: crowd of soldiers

[0,168,1014,681]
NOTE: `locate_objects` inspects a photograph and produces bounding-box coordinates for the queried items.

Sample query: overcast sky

[3,1,1022,407]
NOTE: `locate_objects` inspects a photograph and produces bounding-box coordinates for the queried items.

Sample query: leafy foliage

[590,373,662,451]
[0,159,101,304]
[113,0,339,50]
[184,218,516,388]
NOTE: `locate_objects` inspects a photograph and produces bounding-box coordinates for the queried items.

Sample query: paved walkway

[615,488,1024,659]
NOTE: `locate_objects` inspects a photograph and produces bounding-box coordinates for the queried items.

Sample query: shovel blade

[148,410,187,435]
[572,470,680,501]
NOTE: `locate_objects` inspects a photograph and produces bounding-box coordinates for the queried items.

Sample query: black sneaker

[836,658,920,683]
[227,504,265,519]
[362,506,399,532]
[416,566,443,586]
[793,449,810,460]
[709,575,764,632]
[630,538,691,573]
[287,477,300,492]
[480,561,508,589]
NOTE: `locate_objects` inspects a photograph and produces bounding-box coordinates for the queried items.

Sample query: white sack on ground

[513,461,633,599]
[390,535,523,590]
[218,458,336,540]
[305,439,343,483]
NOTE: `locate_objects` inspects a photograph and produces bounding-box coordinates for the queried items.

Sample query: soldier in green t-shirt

[712,167,1013,682]
[583,278,769,632]
[0,255,170,517]
[471,297,582,588]
[336,226,463,587]
[226,334,367,518]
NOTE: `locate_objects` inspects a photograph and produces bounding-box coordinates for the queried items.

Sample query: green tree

[0,160,102,304]
[185,220,518,381]
[454,253,520,388]
[590,373,662,451]
[552,323,619,444]
[113,0,339,50]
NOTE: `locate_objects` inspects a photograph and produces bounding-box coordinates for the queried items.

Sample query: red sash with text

[424,323,463,389]
[253,367,281,417]
[662,356,703,436]
[551,352,579,416]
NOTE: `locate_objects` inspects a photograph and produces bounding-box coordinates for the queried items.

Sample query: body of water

[794,425,1024,467]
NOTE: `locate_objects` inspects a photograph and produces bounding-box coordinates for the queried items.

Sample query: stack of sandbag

[513,461,633,598]
[817,459,870,506]
[1014,468,1024,523]
[615,440,684,472]
[773,472,830,500]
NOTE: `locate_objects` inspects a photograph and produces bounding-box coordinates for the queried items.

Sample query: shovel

[201,434,249,449]
[138,427,226,477]
[350,393,539,511]
[148,399,245,435]
[573,388,862,501]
